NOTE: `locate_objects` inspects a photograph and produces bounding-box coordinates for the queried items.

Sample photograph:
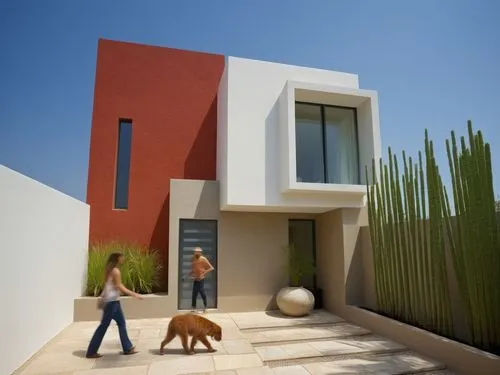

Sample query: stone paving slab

[310,335,405,355]
[256,335,405,361]
[213,354,263,371]
[148,356,215,374]
[74,366,149,375]
[230,310,344,330]
[246,323,370,344]
[18,350,97,375]
[301,352,444,374]
[272,365,310,375]
[257,343,321,362]
[186,366,274,375]
[234,367,273,375]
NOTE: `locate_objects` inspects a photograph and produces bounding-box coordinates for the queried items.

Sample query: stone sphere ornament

[276,286,315,317]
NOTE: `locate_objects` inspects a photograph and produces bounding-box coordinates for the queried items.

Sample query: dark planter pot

[305,287,323,309]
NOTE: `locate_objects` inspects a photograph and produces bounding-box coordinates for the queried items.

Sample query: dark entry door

[288,219,317,289]
[178,219,218,310]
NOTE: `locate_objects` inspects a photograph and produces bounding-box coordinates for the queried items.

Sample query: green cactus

[444,121,500,351]
[367,121,499,351]
[366,129,454,337]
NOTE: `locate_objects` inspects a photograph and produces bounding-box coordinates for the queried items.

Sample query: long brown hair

[104,252,123,281]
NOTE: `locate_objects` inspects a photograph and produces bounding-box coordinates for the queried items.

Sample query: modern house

[86,39,381,314]
[4,39,496,375]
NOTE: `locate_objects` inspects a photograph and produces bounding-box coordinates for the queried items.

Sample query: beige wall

[315,207,369,313]
[218,211,314,311]
[360,226,376,310]
[168,179,316,313]
[316,209,343,312]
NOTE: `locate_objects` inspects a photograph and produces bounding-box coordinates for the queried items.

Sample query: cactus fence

[366,121,500,353]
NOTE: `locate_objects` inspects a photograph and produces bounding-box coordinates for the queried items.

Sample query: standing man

[189,247,214,313]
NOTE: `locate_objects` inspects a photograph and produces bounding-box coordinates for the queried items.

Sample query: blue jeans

[191,279,207,309]
[86,301,133,356]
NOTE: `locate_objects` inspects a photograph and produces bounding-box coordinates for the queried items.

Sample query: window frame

[113,118,133,210]
[295,101,361,185]
[177,219,219,310]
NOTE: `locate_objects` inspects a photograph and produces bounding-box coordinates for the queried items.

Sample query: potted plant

[276,243,316,317]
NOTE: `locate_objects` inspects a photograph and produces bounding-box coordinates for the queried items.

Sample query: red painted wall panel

[86,39,224,288]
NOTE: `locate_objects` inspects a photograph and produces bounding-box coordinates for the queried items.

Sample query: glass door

[178,219,218,310]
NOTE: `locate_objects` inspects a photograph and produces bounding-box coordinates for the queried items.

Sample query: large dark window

[114,119,133,209]
[295,102,359,184]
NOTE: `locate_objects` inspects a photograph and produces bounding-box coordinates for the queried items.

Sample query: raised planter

[276,286,315,317]
[74,294,175,321]
[341,305,500,375]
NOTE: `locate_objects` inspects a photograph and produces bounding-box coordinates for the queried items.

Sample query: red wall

[86,39,224,286]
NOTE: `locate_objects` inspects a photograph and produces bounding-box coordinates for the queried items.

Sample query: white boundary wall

[0,165,89,375]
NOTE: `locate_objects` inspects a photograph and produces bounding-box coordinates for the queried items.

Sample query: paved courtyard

[14,310,455,375]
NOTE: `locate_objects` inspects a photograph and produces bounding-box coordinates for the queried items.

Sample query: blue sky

[1,0,499,201]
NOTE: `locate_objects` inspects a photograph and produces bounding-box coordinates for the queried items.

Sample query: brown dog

[160,313,222,355]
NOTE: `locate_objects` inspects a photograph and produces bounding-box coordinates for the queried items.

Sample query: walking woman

[86,252,143,358]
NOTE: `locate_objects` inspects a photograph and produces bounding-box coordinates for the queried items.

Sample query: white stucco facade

[0,165,90,375]
[217,56,381,213]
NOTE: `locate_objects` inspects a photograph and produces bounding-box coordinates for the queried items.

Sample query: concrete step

[270,351,448,374]
[185,362,455,375]
[255,334,406,362]
[246,322,371,345]
[228,310,454,375]
[189,356,453,375]
[242,321,346,333]
[230,310,345,330]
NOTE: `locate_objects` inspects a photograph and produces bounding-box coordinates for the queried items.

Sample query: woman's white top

[101,275,120,302]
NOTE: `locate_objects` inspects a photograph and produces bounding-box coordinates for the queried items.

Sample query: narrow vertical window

[324,106,359,184]
[114,119,132,209]
[295,103,325,183]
